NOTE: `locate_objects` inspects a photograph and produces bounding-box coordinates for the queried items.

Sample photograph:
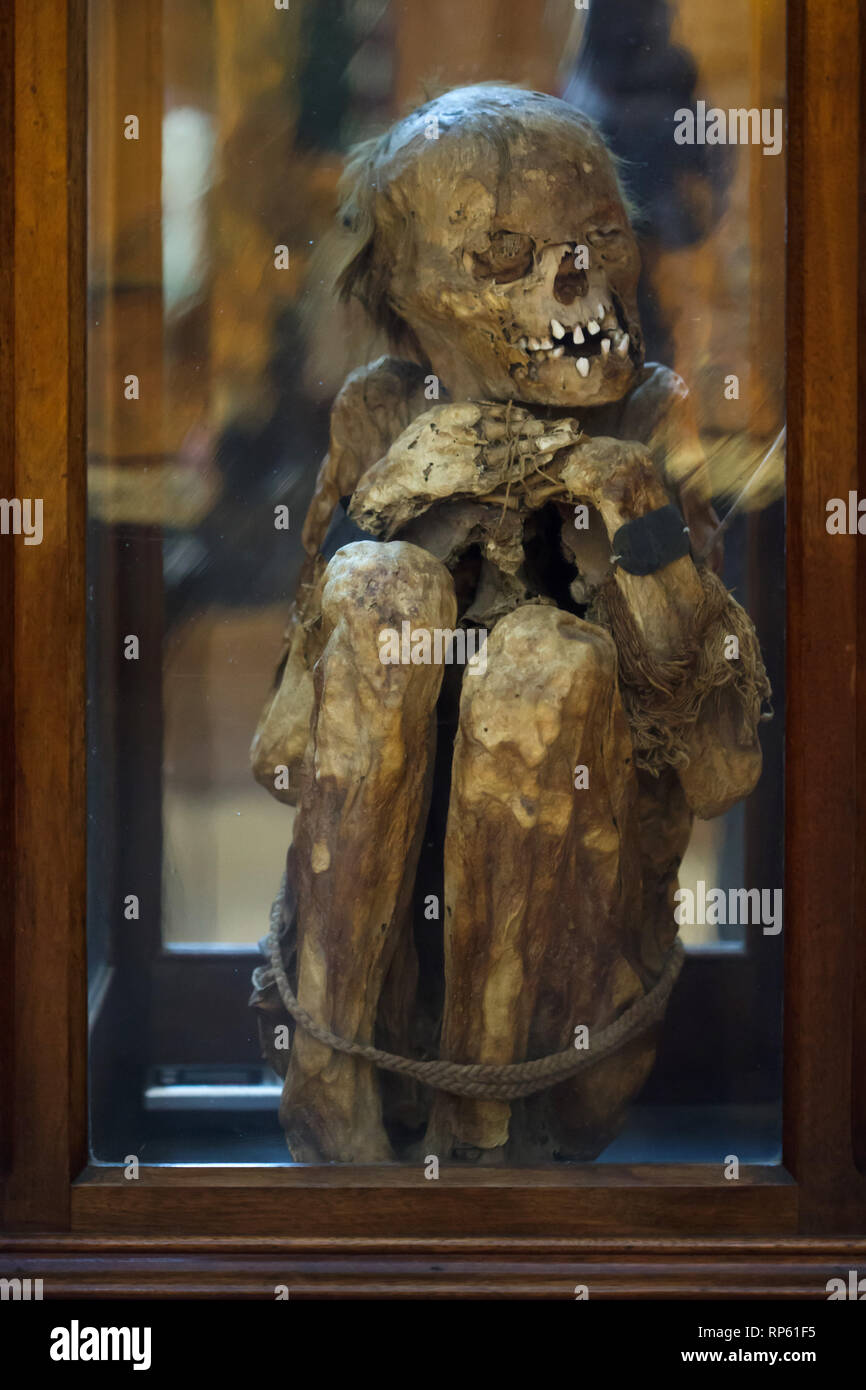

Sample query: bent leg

[281,540,455,1161]
[427,604,647,1159]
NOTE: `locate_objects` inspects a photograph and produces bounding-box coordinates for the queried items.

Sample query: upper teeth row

[517,308,631,366]
[554,305,614,337]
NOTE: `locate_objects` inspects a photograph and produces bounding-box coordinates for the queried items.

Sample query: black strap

[315,497,376,561]
[611,504,691,576]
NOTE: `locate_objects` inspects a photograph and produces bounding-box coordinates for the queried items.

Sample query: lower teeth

[518,327,632,366]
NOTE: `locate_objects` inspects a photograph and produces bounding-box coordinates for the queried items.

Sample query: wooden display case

[0,0,864,1298]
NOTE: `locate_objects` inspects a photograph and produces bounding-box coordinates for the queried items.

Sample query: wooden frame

[1,0,864,1297]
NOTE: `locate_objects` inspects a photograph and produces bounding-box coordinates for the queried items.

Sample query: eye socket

[471,231,534,284]
[586,226,628,255]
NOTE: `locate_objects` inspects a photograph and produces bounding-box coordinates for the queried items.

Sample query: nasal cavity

[553,252,588,306]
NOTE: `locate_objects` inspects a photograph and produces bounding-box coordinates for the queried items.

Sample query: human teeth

[551,319,566,339]
[576,357,590,378]
[528,337,541,350]
[573,325,584,345]
[518,337,528,350]
[540,337,553,350]
[616,334,630,357]
[597,303,606,319]
[551,345,564,358]
[587,320,600,335]
[601,338,611,356]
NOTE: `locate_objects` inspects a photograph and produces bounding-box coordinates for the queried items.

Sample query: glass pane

[88,0,785,1167]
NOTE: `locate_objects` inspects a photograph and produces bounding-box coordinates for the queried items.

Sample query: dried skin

[348,402,581,537]
[558,364,722,601]
[338,86,644,406]
[399,500,533,627]
[281,541,456,1162]
[399,498,525,576]
[250,554,326,805]
[427,604,645,1157]
[302,356,435,556]
[252,356,436,804]
[559,437,763,816]
[634,768,693,975]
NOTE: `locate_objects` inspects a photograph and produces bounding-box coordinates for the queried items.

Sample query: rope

[263,883,685,1101]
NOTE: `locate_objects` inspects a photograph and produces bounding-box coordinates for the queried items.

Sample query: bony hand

[559,435,669,536]
[348,401,582,537]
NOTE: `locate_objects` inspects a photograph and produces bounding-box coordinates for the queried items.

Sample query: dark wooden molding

[1,1235,865,1300]
[783,0,864,1231]
[856,0,866,1180]
[0,0,88,1233]
[68,1163,798,1239]
[0,0,17,1197]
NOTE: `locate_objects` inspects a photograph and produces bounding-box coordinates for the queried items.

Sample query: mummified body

[250,86,770,1163]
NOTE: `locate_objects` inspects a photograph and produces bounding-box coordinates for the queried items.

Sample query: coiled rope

[263,882,685,1101]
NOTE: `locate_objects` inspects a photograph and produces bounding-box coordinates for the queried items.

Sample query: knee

[321,540,456,638]
[452,607,622,832]
[503,605,617,687]
[460,606,618,757]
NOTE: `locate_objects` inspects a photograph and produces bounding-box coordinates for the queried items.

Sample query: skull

[340,86,644,408]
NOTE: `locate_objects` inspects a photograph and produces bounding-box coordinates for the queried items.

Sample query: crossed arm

[253,367,767,821]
